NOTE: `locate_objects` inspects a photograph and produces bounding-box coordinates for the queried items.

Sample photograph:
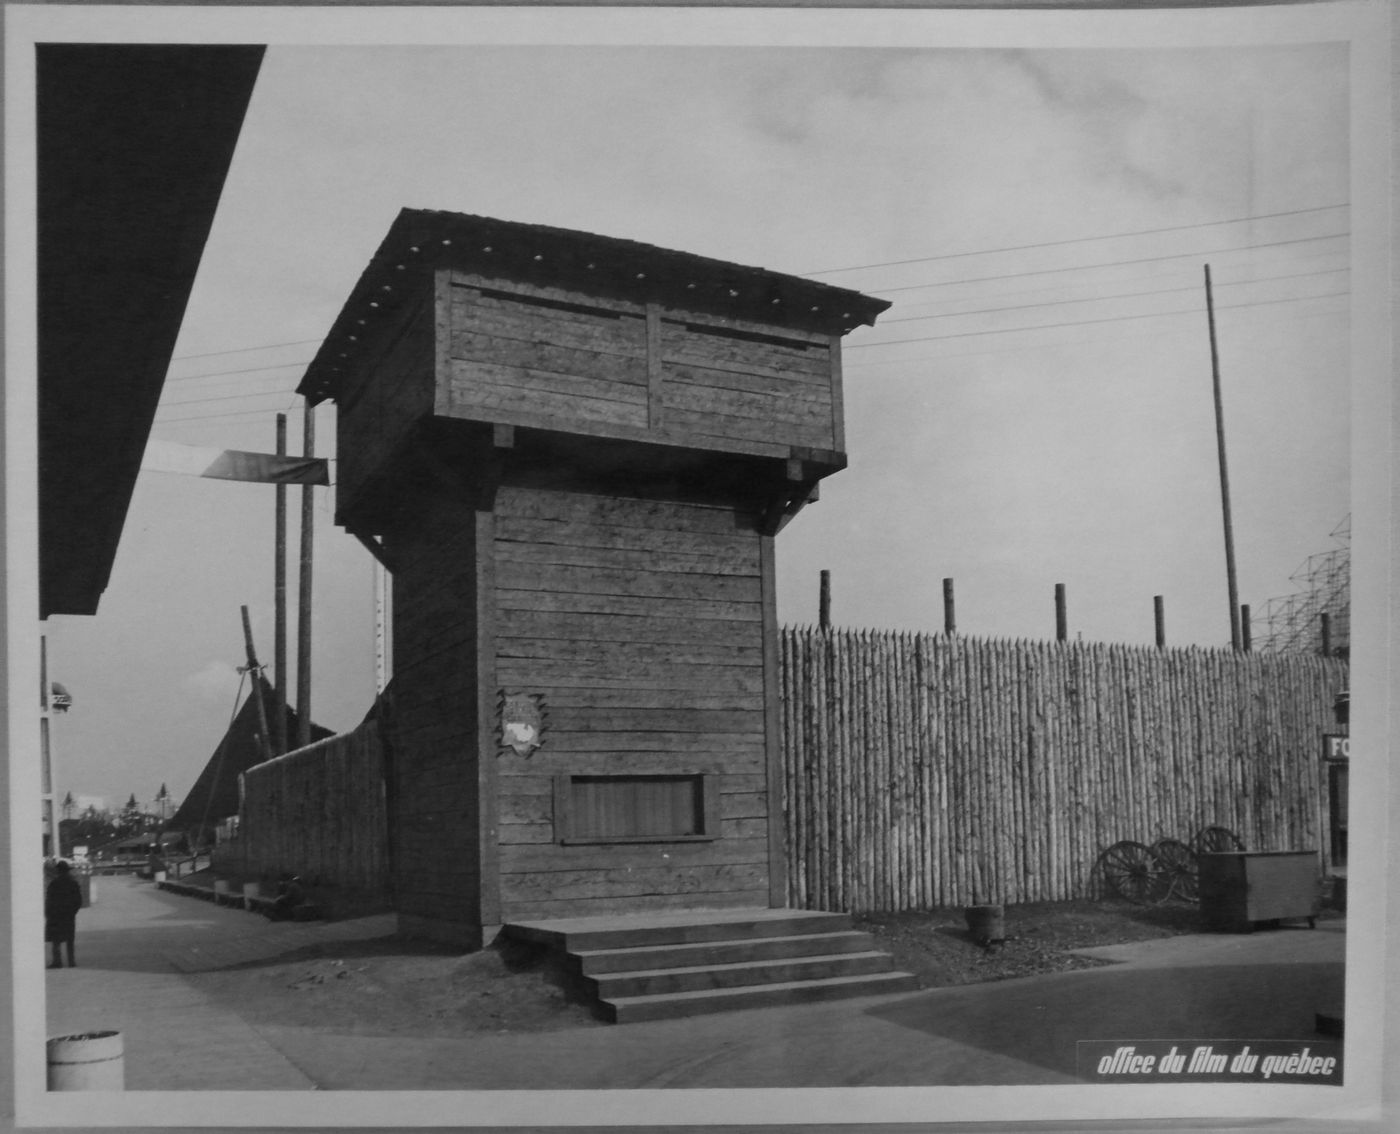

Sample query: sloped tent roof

[168,674,333,837]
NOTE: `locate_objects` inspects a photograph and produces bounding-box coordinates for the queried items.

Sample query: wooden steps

[504,908,917,1023]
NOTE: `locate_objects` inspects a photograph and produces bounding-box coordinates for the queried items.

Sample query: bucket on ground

[213,880,229,895]
[243,882,260,909]
[47,1030,124,1091]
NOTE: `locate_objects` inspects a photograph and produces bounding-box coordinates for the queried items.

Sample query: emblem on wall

[498,690,548,757]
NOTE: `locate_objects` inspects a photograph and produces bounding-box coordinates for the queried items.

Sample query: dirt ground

[190,897,1341,1038]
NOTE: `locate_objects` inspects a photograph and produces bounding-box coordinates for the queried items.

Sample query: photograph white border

[5,2,1392,1128]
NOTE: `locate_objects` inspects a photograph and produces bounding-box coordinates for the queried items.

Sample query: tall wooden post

[1241,604,1252,652]
[1320,612,1332,658]
[1205,265,1243,651]
[1154,595,1166,648]
[943,578,956,637]
[1055,583,1067,642]
[273,414,288,756]
[296,405,315,748]
[818,570,831,630]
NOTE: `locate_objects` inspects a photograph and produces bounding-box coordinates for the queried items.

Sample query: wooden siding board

[444,362,649,429]
[449,299,648,359]
[448,270,649,318]
[495,660,766,693]
[656,304,831,347]
[496,609,759,647]
[495,590,763,623]
[661,371,835,431]
[449,332,648,388]
[495,488,751,534]
[658,405,835,451]
[495,515,756,560]
[496,561,761,604]
[495,637,763,668]
[494,538,759,578]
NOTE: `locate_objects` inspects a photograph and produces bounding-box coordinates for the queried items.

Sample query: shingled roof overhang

[297,208,890,405]
[38,44,264,618]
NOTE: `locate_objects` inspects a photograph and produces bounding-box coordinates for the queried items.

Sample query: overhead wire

[868,232,1348,295]
[801,203,1348,276]
[875,265,1349,327]
[848,289,1350,350]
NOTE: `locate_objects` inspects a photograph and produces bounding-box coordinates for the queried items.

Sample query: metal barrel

[47,1031,124,1091]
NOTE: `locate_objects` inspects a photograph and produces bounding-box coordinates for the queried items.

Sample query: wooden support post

[273,414,288,757]
[1241,604,1252,652]
[1154,595,1166,648]
[1055,584,1068,642]
[943,578,956,637]
[297,405,315,748]
[819,570,831,629]
[1320,612,1332,658]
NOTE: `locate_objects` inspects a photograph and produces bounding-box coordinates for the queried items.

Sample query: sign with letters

[1323,733,1349,761]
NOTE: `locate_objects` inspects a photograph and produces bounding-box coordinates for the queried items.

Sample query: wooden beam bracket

[349,529,397,573]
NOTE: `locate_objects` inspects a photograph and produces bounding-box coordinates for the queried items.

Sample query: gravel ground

[187,897,1340,1038]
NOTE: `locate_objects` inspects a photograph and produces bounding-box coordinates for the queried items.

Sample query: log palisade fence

[780,627,1347,914]
[216,720,390,909]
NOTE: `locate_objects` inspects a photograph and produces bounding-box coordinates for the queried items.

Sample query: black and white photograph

[4,2,1393,1129]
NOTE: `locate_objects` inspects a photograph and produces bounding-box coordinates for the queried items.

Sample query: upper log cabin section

[296,208,890,534]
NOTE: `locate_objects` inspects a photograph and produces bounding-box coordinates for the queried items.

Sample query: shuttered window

[554,774,719,844]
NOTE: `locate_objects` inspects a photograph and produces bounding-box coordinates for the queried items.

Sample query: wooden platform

[504,907,917,1023]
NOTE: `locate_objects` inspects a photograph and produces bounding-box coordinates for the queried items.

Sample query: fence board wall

[217,721,391,909]
[781,628,1346,913]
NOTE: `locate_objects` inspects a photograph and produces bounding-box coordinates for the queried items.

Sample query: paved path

[44,875,391,1090]
[45,875,1345,1091]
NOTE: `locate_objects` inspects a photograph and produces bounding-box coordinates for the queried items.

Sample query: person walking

[45,860,83,969]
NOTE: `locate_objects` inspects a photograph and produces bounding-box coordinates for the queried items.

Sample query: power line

[803,203,1348,276]
[154,404,311,425]
[166,360,313,384]
[848,303,1347,371]
[171,338,322,362]
[160,388,302,410]
[886,242,1349,311]
[871,232,1348,295]
[877,266,1349,327]
[848,289,1349,350]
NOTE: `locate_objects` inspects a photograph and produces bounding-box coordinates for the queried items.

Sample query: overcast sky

[37,31,1354,810]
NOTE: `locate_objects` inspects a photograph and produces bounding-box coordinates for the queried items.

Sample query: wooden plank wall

[445,275,650,431]
[657,316,835,452]
[228,721,390,906]
[780,627,1347,913]
[492,486,771,920]
[334,290,435,517]
[442,272,837,457]
[387,490,488,943]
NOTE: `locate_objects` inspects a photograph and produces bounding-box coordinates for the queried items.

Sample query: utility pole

[1205,264,1243,651]
[297,405,315,748]
[273,413,288,756]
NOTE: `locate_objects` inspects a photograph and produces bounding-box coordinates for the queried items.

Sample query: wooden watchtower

[298,210,888,947]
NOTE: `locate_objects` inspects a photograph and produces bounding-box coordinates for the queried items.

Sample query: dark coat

[44,874,83,942]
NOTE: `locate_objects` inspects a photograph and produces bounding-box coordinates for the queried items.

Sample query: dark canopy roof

[298,208,891,405]
[38,44,264,618]
[168,674,333,839]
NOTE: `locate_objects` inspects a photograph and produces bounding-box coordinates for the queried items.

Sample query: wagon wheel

[1096,840,1172,905]
[1150,838,1199,902]
[1191,826,1245,855]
